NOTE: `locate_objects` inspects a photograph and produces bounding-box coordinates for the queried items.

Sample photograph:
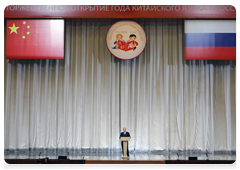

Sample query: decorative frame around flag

[6,19,64,59]
[184,20,236,60]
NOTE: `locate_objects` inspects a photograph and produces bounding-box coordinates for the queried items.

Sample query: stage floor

[4,150,236,161]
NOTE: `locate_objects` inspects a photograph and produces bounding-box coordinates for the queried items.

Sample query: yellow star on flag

[9,23,19,34]
[27,25,30,29]
[23,36,26,39]
[23,21,26,24]
[27,32,30,35]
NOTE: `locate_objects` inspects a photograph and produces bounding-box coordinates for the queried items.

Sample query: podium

[120,137,130,159]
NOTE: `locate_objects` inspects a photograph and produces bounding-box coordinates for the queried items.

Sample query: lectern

[120,137,130,159]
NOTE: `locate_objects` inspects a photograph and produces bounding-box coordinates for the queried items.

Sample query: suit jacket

[119,132,131,139]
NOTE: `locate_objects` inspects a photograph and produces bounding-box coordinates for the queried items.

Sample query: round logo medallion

[106,20,147,60]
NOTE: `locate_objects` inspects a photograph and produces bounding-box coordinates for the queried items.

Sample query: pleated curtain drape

[4,18,236,152]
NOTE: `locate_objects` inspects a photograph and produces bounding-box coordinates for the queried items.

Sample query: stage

[5,149,236,160]
[4,149,238,169]
[4,6,236,166]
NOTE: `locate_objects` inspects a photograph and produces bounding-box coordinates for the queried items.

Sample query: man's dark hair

[129,34,136,38]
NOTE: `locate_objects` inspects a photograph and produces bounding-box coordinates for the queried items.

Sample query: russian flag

[185,20,236,60]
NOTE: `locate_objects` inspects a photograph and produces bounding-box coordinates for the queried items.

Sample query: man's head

[129,34,136,41]
[44,157,49,163]
[123,127,126,132]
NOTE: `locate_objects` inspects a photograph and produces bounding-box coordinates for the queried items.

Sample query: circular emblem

[106,20,147,60]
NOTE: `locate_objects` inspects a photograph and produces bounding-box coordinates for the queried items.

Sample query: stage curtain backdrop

[4,19,236,152]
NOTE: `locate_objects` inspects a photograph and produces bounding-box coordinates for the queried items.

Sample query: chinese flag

[6,19,64,59]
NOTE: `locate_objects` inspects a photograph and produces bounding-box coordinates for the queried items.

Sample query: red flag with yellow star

[6,19,64,59]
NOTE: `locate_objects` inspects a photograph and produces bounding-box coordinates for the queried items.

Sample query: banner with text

[4,5,236,18]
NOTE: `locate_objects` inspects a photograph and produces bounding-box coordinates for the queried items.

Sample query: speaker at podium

[120,137,130,160]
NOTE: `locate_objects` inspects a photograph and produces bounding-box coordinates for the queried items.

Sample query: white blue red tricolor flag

[184,20,236,60]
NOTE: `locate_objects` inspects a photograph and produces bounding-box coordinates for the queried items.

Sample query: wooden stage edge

[4,159,238,169]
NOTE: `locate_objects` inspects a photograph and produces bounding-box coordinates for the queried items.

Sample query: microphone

[177,149,181,160]
[67,152,69,159]
[39,152,41,159]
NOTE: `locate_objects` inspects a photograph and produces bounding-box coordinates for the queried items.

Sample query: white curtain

[4,18,236,152]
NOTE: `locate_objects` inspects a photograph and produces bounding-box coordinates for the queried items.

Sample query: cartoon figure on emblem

[128,34,138,51]
[112,34,123,49]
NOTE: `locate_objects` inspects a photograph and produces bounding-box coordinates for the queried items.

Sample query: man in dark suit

[119,127,131,157]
